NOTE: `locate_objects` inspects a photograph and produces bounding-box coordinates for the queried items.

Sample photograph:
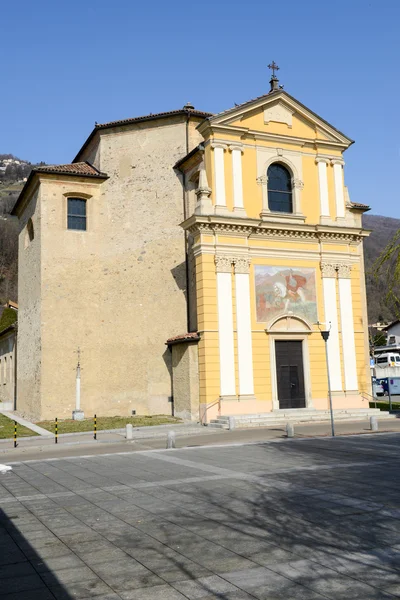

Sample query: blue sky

[1,0,399,217]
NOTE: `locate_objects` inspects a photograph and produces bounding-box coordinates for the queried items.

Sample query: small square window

[67,198,87,230]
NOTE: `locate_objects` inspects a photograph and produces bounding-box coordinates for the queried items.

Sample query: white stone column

[233,257,254,396]
[316,157,330,218]
[331,158,345,219]
[321,263,342,391]
[215,255,236,397]
[229,144,246,216]
[338,264,358,391]
[212,142,228,214]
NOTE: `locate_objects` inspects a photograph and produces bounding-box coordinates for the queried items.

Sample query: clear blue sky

[1,0,399,217]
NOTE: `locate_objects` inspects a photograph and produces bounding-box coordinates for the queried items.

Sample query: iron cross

[268,61,280,78]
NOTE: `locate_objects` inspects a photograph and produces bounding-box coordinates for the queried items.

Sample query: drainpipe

[183,107,191,332]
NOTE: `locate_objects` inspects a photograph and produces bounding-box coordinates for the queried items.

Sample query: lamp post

[318,323,335,437]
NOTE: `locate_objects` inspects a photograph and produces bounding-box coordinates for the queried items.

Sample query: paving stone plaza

[1,435,400,599]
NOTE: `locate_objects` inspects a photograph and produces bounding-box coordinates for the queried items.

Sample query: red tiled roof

[35,162,107,178]
[95,109,213,130]
[166,332,200,345]
[349,202,370,211]
[11,162,108,216]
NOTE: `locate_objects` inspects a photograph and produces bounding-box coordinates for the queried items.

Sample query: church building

[12,69,371,421]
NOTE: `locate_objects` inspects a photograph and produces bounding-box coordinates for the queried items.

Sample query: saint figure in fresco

[273,270,307,312]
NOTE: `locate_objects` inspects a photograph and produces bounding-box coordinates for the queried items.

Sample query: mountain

[363,214,400,323]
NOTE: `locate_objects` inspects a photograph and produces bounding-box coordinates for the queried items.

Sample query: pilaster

[321,262,342,391]
[215,255,236,396]
[211,142,229,215]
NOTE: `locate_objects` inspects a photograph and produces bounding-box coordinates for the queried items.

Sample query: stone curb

[0,422,219,449]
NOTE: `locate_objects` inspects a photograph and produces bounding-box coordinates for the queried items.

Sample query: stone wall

[0,328,16,409]
[16,189,42,419]
[17,114,204,420]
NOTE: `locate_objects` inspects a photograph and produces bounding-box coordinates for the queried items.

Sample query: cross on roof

[268,61,279,78]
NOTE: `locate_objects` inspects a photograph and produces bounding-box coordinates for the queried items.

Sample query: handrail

[201,398,221,426]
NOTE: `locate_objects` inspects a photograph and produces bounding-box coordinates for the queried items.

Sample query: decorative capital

[229,144,244,154]
[292,178,304,190]
[233,257,251,274]
[211,142,227,151]
[315,156,330,165]
[337,264,351,279]
[321,262,337,278]
[215,255,232,273]
[331,158,345,166]
[256,175,268,185]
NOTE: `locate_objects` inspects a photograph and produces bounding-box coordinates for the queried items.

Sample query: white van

[375,353,400,367]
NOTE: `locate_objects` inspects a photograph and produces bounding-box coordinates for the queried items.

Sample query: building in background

[12,72,371,421]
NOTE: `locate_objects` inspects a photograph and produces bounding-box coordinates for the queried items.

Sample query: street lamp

[317,322,335,437]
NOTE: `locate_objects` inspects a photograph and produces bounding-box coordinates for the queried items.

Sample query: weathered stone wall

[170,341,200,421]
[0,329,16,408]
[17,115,204,420]
[16,189,42,419]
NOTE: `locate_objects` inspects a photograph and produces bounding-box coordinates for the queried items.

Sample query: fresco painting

[255,266,318,323]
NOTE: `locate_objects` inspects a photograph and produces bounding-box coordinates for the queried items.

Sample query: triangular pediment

[206,91,353,147]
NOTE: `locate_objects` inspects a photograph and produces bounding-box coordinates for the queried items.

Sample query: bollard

[94,414,97,440]
[55,418,58,444]
[228,416,236,431]
[166,430,176,449]
[13,421,17,448]
[286,422,294,438]
[126,423,133,440]
[370,415,378,432]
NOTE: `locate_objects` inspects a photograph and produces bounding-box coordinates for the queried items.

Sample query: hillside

[363,214,400,323]
[0,154,45,303]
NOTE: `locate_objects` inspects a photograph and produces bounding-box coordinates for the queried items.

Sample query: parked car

[372,379,384,397]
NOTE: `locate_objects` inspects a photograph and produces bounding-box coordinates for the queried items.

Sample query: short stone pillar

[370,416,378,432]
[286,423,294,438]
[72,410,84,421]
[126,424,133,440]
[167,431,176,449]
[228,416,236,431]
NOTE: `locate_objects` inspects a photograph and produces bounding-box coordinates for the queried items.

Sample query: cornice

[181,215,369,245]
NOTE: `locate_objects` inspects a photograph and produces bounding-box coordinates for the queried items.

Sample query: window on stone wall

[267,163,293,213]
[67,198,87,231]
[3,357,6,384]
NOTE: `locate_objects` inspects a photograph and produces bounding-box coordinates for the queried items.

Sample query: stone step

[209,409,398,429]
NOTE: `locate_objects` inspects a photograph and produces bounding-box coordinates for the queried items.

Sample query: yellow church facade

[178,80,371,421]
[12,73,371,422]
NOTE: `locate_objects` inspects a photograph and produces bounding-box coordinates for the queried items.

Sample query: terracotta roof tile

[166,332,200,345]
[96,109,213,130]
[35,162,107,178]
[349,202,370,211]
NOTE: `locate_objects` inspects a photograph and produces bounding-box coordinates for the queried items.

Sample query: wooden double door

[275,340,306,409]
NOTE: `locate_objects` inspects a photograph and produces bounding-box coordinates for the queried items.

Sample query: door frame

[269,334,313,411]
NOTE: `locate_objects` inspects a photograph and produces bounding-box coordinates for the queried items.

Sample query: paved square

[1,434,400,599]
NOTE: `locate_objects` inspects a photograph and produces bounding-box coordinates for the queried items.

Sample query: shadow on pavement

[0,506,74,599]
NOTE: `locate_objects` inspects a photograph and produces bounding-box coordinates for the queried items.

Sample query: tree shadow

[109,437,400,598]
[0,505,75,599]
[2,438,400,599]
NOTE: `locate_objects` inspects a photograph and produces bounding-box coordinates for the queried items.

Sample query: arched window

[267,163,293,213]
